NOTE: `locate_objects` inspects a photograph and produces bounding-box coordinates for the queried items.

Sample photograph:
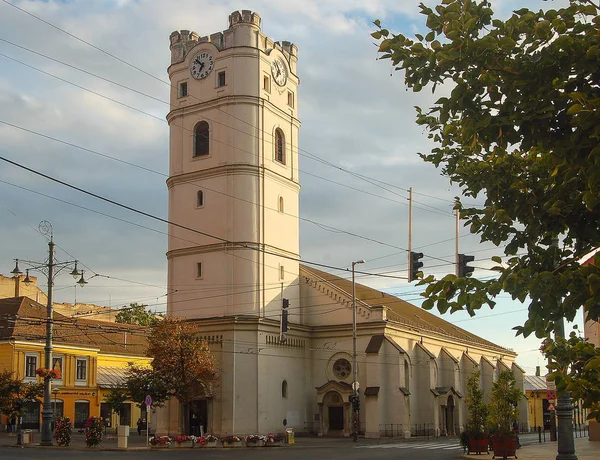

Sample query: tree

[541,333,600,421]
[124,365,170,410]
[115,303,162,326]
[373,0,600,416]
[487,370,523,435]
[0,370,44,417]
[146,317,217,413]
[103,386,129,422]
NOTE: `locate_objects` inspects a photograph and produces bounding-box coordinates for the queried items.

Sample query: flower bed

[197,434,218,447]
[245,434,267,447]
[149,435,172,448]
[221,435,241,447]
[266,433,286,445]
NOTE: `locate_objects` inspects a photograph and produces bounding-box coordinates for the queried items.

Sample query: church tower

[166,11,300,321]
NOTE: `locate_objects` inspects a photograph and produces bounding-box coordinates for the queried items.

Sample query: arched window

[197,190,204,207]
[194,121,209,157]
[278,196,284,213]
[282,380,288,398]
[404,360,410,391]
[275,128,285,164]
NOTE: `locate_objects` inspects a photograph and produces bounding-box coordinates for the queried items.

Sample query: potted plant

[245,434,267,447]
[197,434,218,447]
[488,370,523,459]
[463,371,489,454]
[149,435,172,448]
[266,432,286,446]
[173,434,195,448]
[220,434,241,447]
[84,416,104,447]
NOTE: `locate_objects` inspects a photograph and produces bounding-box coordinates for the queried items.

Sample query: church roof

[0,296,148,356]
[300,265,513,354]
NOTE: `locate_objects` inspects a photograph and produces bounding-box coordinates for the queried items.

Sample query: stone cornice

[166,94,301,128]
[166,163,300,190]
[166,242,300,260]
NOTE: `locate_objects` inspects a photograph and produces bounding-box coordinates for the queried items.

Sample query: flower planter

[266,440,285,447]
[223,440,242,448]
[491,434,518,459]
[175,441,194,448]
[246,440,266,447]
[466,434,489,454]
[150,443,170,448]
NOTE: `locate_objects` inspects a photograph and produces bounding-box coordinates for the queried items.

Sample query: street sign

[547,403,555,411]
[546,390,556,401]
[145,394,152,406]
[352,382,360,391]
[546,378,556,391]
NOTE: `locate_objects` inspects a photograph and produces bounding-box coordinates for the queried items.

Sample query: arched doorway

[324,391,345,434]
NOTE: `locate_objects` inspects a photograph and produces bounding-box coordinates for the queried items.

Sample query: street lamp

[52,388,60,421]
[351,259,365,442]
[11,221,87,446]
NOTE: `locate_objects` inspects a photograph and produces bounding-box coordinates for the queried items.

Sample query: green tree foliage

[374,0,600,419]
[487,370,523,435]
[374,0,600,337]
[115,303,162,326]
[0,370,44,416]
[124,365,170,410]
[465,371,488,436]
[541,333,600,421]
[103,386,129,418]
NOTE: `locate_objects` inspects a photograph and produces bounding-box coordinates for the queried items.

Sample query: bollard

[538,426,542,443]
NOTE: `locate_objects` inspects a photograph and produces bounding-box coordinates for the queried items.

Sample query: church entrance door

[329,406,344,430]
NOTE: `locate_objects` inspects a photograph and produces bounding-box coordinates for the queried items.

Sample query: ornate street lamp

[11,221,88,446]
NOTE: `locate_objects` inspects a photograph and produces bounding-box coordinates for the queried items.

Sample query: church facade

[157,10,527,438]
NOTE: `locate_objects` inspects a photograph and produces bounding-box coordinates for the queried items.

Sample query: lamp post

[52,387,59,428]
[351,259,365,442]
[10,221,87,446]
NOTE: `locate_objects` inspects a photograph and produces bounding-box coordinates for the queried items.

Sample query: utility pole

[551,239,577,460]
[10,221,87,446]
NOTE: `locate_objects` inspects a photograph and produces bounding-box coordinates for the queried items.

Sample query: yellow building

[0,296,150,431]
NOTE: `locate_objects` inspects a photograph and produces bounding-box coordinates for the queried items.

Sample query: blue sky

[0,0,579,375]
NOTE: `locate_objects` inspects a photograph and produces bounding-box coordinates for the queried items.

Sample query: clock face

[190,52,214,80]
[271,57,288,86]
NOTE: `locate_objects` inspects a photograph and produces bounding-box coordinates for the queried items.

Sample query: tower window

[275,129,285,164]
[217,71,226,87]
[278,196,284,213]
[282,380,288,398]
[280,265,285,280]
[194,121,209,157]
[287,91,294,107]
[197,190,204,207]
[264,75,270,92]
[179,82,188,98]
[196,262,203,279]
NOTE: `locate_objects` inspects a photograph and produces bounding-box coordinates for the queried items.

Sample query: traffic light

[458,254,475,277]
[280,298,289,342]
[408,251,424,282]
[352,396,360,412]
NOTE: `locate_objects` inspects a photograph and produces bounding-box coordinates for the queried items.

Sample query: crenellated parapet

[169,10,298,73]
[228,9,261,28]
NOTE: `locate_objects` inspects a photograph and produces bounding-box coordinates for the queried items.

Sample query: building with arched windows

[160,10,527,438]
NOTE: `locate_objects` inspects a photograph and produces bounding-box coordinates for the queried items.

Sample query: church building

[157,10,527,438]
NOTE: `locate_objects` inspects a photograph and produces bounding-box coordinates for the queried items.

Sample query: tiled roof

[300,265,511,353]
[0,297,148,355]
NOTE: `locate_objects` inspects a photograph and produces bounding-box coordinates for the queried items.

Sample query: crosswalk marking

[357,442,463,450]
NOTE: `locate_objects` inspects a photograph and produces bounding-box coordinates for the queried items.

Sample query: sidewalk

[461,437,600,460]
